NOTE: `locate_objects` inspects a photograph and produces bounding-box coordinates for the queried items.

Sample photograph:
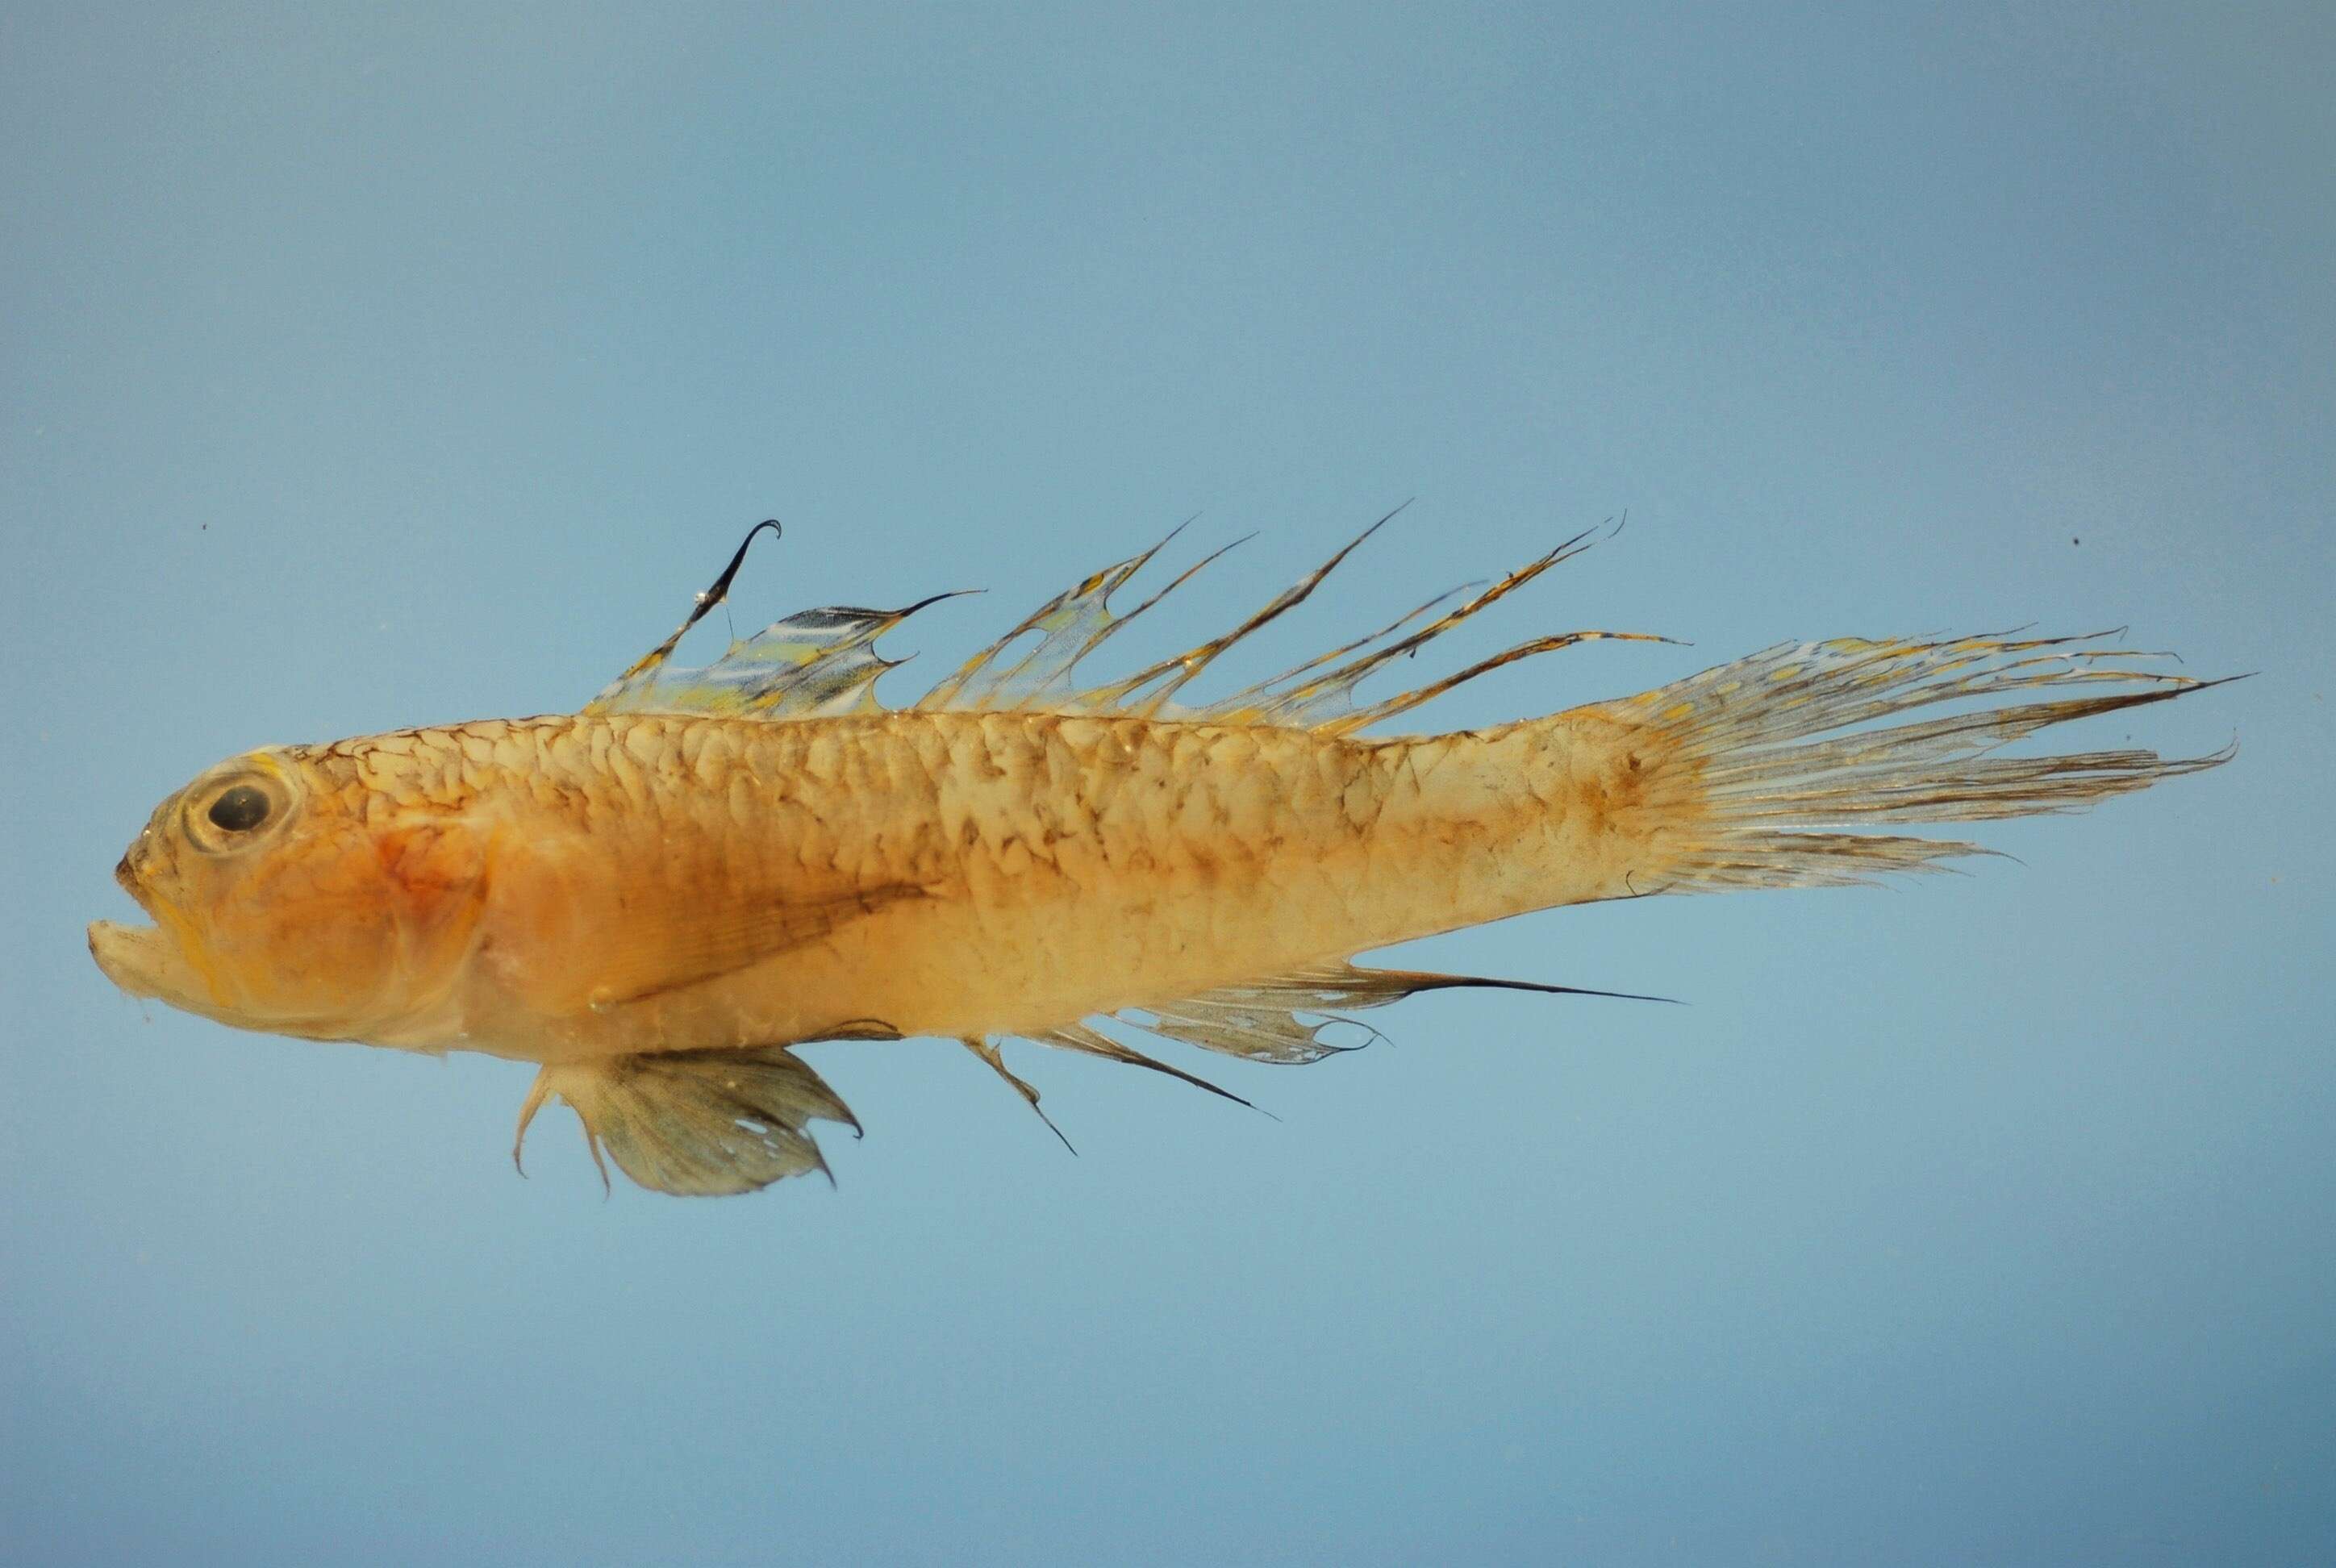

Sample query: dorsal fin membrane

[1067,504,1408,717]
[587,519,977,718]
[590,596,968,719]
[594,519,780,699]
[919,520,1224,711]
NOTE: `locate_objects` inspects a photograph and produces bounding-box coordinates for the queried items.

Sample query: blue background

[6,5,2331,1563]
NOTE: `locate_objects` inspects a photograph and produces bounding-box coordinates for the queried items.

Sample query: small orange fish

[90,516,2230,1195]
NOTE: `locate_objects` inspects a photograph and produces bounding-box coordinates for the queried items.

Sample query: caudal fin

[1604,633,2234,893]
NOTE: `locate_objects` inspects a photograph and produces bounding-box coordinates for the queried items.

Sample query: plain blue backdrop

[5,4,2330,1563]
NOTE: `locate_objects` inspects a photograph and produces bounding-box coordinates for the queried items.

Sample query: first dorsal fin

[587,518,971,719]
[590,596,971,719]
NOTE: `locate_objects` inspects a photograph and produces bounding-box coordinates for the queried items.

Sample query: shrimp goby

[90,517,2231,1196]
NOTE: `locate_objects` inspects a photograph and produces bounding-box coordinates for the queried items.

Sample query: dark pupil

[207,784,271,833]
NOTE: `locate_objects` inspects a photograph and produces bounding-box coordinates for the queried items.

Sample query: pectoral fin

[515,1045,860,1197]
[582,882,930,1009]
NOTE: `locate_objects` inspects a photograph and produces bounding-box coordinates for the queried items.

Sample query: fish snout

[113,828,169,917]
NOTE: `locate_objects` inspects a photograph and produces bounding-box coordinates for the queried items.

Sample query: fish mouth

[115,850,159,915]
[89,917,174,1001]
[94,846,179,999]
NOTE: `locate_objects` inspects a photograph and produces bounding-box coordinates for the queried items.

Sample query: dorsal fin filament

[590,507,1645,733]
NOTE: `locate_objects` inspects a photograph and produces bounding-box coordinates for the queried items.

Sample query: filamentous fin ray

[916,520,1212,711]
[1021,1020,1262,1111]
[599,507,1638,728]
[1619,636,2239,891]
[1075,959,1673,1069]
[991,531,1255,711]
[1070,502,1413,717]
[1285,528,1604,731]
[1203,582,1479,723]
[599,518,782,695]
[590,592,971,718]
[1324,628,1684,735]
[962,1036,1077,1153]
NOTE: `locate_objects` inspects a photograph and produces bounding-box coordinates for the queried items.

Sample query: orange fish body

[91,520,2227,1195]
[99,708,1652,1050]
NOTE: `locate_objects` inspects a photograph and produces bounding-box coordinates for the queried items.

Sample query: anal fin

[961,1037,1078,1153]
[997,961,1666,1118]
[1083,961,1674,1068]
[514,1045,860,1197]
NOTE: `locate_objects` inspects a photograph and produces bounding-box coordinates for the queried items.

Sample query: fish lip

[88,918,169,1000]
[115,840,161,917]
[98,841,172,996]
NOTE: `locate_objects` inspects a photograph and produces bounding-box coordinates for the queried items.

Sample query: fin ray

[916,523,1231,711]
[598,509,1642,732]
[1078,960,1667,1066]
[1611,634,2235,892]
[1024,1020,1260,1108]
[962,1036,1077,1153]
[1069,504,1408,717]
[590,596,966,719]
[519,1045,859,1197]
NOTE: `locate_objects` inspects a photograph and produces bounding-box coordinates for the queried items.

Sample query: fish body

[90,520,2230,1195]
[98,707,1650,1060]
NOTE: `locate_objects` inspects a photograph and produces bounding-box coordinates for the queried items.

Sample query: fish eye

[208,784,272,833]
[183,770,291,852]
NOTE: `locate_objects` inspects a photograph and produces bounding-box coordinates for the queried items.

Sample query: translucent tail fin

[1607,633,2234,892]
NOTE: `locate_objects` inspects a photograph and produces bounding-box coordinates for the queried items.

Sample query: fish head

[90,746,486,1039]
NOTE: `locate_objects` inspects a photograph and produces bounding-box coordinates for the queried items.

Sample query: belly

[505,838,1375,1061]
